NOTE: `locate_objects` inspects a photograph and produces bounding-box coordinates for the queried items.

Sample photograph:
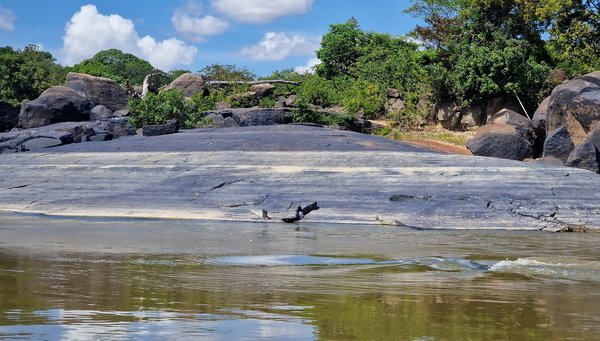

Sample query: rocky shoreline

[1,125,599,232]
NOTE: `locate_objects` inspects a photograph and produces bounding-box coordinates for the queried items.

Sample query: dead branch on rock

[282,202,320,223]
[207,80,301,86]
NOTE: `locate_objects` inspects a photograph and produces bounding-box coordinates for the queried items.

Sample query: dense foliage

[0,45,66,107]
[71,49,155,86]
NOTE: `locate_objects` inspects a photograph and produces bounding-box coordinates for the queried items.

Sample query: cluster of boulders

[1,72,138,153]
[467,71,600,174]
[435,96,523,130]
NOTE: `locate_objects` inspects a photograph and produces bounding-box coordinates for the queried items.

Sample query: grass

[376,124,475,147]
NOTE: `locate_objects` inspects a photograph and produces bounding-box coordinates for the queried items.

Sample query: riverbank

[0,124,599,231]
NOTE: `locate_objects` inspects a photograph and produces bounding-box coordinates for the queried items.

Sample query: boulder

[95,117,136,139]
[232,108,293,126]
[466,123,533,160]
[20,137,63,151]
[113,109,130,117]
[385,88,401,99]
[484,96,523,122]
[490,109,532,135]
[229,92,259,108]
[587,127,600,150]
[20,86,93,129]
[461,105,484,129]
[546,71,600,138]
[205,113,239,128]
[543,126,576,163]
[162,73,206,98]
[436,102,461,130]
[90,105,114,121]
[142,119,179,137]
[274,97,286,109]
[284,95,297,107]
[385,98,405,114]
[250,83,275,99]
[0,102,19,132]
[531,96,550,158]
[566,141,600,173]
[215,101,232,110]
[66,72,127,112]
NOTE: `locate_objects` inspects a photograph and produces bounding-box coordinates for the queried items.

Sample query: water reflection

[1,213,600,340]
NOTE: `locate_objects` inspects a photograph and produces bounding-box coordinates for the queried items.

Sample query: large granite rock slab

[19,86,94,128]
[66,72,128,112]
[0,125,598,232]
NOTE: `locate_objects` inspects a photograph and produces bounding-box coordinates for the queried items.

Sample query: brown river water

[1,212,599,340]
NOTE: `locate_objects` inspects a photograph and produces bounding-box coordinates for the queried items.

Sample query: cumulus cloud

[212,0,313,24]
[294,57,321,74]
[240,32,320,61]
[172,0,230,42]
[62,5,197,70]
[0,6,16,31]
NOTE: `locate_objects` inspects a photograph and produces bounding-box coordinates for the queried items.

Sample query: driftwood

[206,80,301,86]
[282,202,320,223]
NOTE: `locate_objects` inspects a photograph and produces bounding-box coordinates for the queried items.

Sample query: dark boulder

[66,72,127,112]
[531,96,550,158]
[96,117,136,139]
[543,126,576,163]
[142,119,179,137]
[231,108,293,126]
[484,96,524,122]
[20,86,93,129]
[546,71,600,137]
[466,123,533,160]
[90,105,114,121]
[0,102,19,132]
[566,141,600,173]
[162,73,206,98]
[490,109,531,134]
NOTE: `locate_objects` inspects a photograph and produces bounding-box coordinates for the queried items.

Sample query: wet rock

[20,86,93,129]
[142,119,179,137]
[466,123,533,160]
[66,72,127,112]
[90,105,114,121]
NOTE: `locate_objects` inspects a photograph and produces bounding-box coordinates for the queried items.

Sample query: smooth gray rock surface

[0,125,599,231]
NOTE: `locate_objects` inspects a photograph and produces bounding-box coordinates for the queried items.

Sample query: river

[1,212,599,340]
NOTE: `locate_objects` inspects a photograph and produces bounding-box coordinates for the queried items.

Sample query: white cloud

[0,6,16,31]
[212,0,313,24]
[62,5,198,70]
[172,1,230,42]
[294,57,321,74]
[240,32,320,61]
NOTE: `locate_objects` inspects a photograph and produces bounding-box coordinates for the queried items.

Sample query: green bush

[341,80,386,118]
[259,97,276,108]
[292,104,355,128]
[295,75,341,107]
[128,90,197,128]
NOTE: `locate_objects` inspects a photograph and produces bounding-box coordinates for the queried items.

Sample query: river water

[1,212,599,340]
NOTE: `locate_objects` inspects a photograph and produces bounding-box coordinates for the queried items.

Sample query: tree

[71,49,155,85]
[0,45,66,107]
[316,18,367,79]
[198,64,256,81]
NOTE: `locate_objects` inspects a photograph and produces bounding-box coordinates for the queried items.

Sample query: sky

[0,0,421,76]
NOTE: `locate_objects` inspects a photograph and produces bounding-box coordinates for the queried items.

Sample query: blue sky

[0,1,421,76]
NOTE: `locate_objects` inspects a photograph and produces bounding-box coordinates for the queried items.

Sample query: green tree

[0,45,66,107]
[71,49,155,85]
[316,18,367,79]
[198,64,256,81]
